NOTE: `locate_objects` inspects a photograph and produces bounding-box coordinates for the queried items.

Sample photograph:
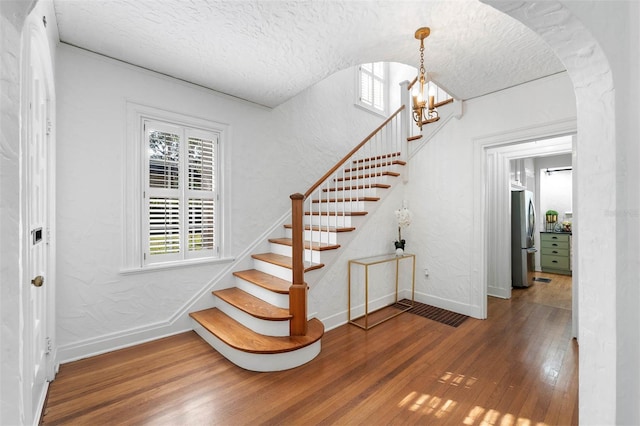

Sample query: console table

[348,253,416,330]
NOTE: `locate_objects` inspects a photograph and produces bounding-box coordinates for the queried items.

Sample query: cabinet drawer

[541,255,570,270]
[541,240,569,250]
[540,233,570,243]
[541,247,569,257]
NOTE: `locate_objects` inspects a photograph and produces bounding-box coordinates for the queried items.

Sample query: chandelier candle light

[394,207,412,255]
[412,27,439,130]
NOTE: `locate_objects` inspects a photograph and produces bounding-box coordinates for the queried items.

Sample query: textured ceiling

[53,0,565,108]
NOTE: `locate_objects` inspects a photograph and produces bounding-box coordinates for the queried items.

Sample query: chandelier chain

[412,27,439,131]
[419,42,425,78]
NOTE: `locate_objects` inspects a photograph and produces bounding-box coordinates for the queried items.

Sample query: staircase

[189,106,409,371]
[188,91,458,372]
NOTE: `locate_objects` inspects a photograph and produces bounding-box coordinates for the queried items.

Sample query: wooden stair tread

[304,211,367,216]
[213,288,291,321]
[311,197,380,203]
[407,134,423,142]
[344,161,406,173]
[335,171,400,181]
[284,223,356,233]
[252,253,324,272]
[353,152,401,163]
[190,308,324,354]
[269,238,340,251]
[323,183,390,192]
[233,269,291,294]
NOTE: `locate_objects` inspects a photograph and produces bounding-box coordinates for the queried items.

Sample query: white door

[26,38,53,417]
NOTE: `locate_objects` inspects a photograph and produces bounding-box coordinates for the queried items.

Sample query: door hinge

[46,120,52,136]
[45,337,53,355]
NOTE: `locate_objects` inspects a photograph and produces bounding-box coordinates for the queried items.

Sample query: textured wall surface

[407,73,576,316]
[487,1,640,424]
[52,0,564,108]
[0,2,28,423]
[55,44,389,359]
[4,1,640,424]
[1,0,59,423]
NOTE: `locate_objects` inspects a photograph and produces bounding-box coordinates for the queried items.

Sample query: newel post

[289,193,308,336]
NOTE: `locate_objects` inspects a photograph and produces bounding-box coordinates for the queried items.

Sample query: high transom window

[356,62,388,115]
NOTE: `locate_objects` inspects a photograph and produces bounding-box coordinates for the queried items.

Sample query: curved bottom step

[193,321,321,372]
[190,308,324,372]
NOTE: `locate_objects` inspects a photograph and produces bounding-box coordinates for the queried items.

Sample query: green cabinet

[540,232,572,275]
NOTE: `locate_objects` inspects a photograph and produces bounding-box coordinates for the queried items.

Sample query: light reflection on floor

[438,371,478,388]
[398,372,550,426]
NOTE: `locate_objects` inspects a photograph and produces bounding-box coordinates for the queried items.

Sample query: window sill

[355,102,388,118]
[119,256,235,275]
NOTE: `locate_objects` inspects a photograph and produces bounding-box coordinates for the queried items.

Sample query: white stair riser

[285,228,339,245]
[331,175,395,186]
[269,243,321,264]
[253,258,292,282]
[310,201,369,212]
[321,187,383,198]
[216,296,290,337]
[234,275,289,309]
[270,242,291,257]
[345,163,404,174]
[192,321,321,372]
[305,215,353,228]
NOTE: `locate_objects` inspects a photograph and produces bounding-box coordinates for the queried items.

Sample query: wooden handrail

[435,98,454,108]
[289,104,407,337]
[303,105,405,199]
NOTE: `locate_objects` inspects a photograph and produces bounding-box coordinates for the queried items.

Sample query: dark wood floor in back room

[42,272,577,425]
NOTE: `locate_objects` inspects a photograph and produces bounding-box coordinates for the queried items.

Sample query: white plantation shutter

[188,198,215,251]
[186,131,216,255]
[358,62,387,114]
[149,197,181,255]
[143,120,218,264]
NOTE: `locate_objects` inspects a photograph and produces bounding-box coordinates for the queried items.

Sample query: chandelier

[412,27,439,130]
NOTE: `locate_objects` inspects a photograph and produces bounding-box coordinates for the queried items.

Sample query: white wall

[566,2,640,423]
[0,3,31,423]
[487,1,639,423]
[1,0,59,423]
[4,1,639,424]
[411,73,576,316]
[537,154,572,227]
[305,73,576,326]
[55,45,399,361]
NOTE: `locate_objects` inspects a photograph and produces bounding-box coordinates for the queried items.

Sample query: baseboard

[33,381,49,426]
[414,290,483,319]
[57,319,192,364]
[320,309,348,332]
[58,210,294,364]
[488,285,511,299]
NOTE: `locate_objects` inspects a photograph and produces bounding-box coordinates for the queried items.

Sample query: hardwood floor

[42,272,577,425]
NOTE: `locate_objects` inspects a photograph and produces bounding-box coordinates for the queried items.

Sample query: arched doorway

[482,1,617,423]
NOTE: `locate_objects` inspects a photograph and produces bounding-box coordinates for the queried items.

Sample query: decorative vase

[394,239,405,252]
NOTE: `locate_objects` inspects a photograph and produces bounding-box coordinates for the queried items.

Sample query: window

[123,103,229,271]
[144,120,218,264]
[356,62,388,115]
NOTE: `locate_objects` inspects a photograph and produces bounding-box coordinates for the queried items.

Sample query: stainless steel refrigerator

[511,190,537,288]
